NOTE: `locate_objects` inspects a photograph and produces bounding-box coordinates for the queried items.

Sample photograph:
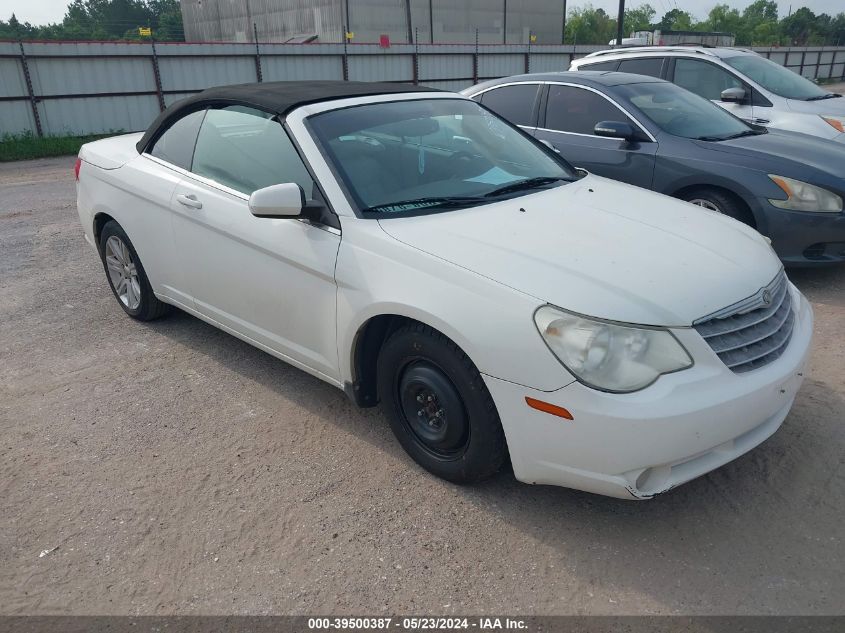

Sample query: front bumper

[484,287,813,499]
[756,200,845,265]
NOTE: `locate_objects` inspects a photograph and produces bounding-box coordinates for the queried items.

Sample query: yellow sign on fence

[139,27,151,36]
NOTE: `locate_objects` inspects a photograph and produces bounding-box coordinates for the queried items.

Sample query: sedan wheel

[377,323,507,483]
[680,187,756,228]
[105,235,142,310]
[687,198,722,213]
[399,360,470,458]
[98,220,170,321]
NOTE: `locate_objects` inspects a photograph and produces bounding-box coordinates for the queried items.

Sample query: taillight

[74,157,82,181]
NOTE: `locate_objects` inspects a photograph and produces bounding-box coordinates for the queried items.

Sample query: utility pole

[503,0,508,44]
[562,0,567,44]
[616,0,625,47]
[429,0,434,43]
[404,0,413,44]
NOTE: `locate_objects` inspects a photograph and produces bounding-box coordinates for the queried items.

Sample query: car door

[170,105,341,381]
[534,83,658,188]
[134,109,207,305]
[669,57,758,124]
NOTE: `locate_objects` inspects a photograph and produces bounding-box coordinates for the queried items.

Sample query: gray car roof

[467,71,665,94]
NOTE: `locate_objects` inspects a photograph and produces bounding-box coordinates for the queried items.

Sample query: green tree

[781,7,816,45]
[2,0,183,41]
[565,5,616,45]
[741,0,781,45]
[624,3,656,34]
[655,9,696,31]
[704,5,743,35]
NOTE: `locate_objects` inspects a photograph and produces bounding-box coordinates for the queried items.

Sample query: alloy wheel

[104,235,141,310]
[688,198,722,213]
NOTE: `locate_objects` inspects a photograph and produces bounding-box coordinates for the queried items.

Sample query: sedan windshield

[724,54,833,101]
[619,82,755,140]
[308,98,575,215]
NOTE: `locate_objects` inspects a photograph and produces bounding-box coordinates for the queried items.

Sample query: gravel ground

[1,157,843,616]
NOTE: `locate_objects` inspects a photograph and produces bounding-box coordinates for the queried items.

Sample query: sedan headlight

[768,174,842,212]
[534,306,693,393]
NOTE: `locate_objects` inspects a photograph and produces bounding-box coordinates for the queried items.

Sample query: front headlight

[534,307,693,393]
[768,174,842,212]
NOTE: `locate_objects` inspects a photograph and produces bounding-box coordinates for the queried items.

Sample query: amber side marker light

[525,397,574,420]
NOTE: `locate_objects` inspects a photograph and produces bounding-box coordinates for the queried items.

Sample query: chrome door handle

[176,193,202,209]
[753,118,770,125]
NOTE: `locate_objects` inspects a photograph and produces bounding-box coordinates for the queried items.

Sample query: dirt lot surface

[1,157,843,616]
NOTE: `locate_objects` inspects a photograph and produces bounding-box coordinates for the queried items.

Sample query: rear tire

[681,187,755,227]
[377,323,507,484]
[99,220,170,321]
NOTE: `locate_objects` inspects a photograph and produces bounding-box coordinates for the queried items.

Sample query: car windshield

[308,98,576,215]
[724,54,832,100]
[619,82,755,140]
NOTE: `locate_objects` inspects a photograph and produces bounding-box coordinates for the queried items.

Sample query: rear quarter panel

[77,149,186,301]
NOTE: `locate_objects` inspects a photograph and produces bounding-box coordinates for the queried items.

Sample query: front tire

[99,221,169,321]
[681,187,755,227]
[377,323,507,484]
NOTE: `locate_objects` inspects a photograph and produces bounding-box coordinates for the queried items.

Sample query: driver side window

[544,85,635,135]
[190,105,315,197]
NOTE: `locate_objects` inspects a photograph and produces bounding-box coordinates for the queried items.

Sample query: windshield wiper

[805,93,841,101]
[361,196,487,213]
[695,129,765,141]
[483,176,571,198]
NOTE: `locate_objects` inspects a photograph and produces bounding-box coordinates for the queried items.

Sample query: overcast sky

[1,0,842,29]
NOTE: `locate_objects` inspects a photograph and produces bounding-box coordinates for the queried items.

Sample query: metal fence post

[253,22,263,82]
[473,29,479,84]
[342,25,349,81]
[150,38,166,112]
[525,35,531,73]
[18,39,43,137]
[413,27,419,85]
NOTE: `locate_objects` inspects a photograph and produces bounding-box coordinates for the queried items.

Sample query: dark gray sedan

[462,71,845,265]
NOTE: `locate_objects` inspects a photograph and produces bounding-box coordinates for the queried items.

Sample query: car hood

[377,175,781,327]
[693,128,845,175]
[786,96,845,115]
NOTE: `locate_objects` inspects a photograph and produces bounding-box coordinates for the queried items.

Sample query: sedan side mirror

[249,182,305,218]
[594,121,637,141]
[720,87,746,103]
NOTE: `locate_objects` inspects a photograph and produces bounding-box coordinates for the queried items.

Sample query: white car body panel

[76,89,812,499]
[377,174,779,327]
[170,172,341,380]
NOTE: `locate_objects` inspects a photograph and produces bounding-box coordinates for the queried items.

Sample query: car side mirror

[721,87,746,103]
[594,121,637,141]
[249,182,305,218]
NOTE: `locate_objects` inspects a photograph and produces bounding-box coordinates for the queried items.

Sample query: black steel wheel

[398,360,470,458]
[377,322,507,483]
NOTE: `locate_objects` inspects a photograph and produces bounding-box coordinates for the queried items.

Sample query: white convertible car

[75,81,812,499]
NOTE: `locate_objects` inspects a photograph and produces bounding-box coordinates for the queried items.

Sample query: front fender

[335,219,575,393]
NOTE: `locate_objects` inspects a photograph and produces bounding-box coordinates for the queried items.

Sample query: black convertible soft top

[136,80,442,153]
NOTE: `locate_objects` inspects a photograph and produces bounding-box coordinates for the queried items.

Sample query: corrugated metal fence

[2,40,844,137]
